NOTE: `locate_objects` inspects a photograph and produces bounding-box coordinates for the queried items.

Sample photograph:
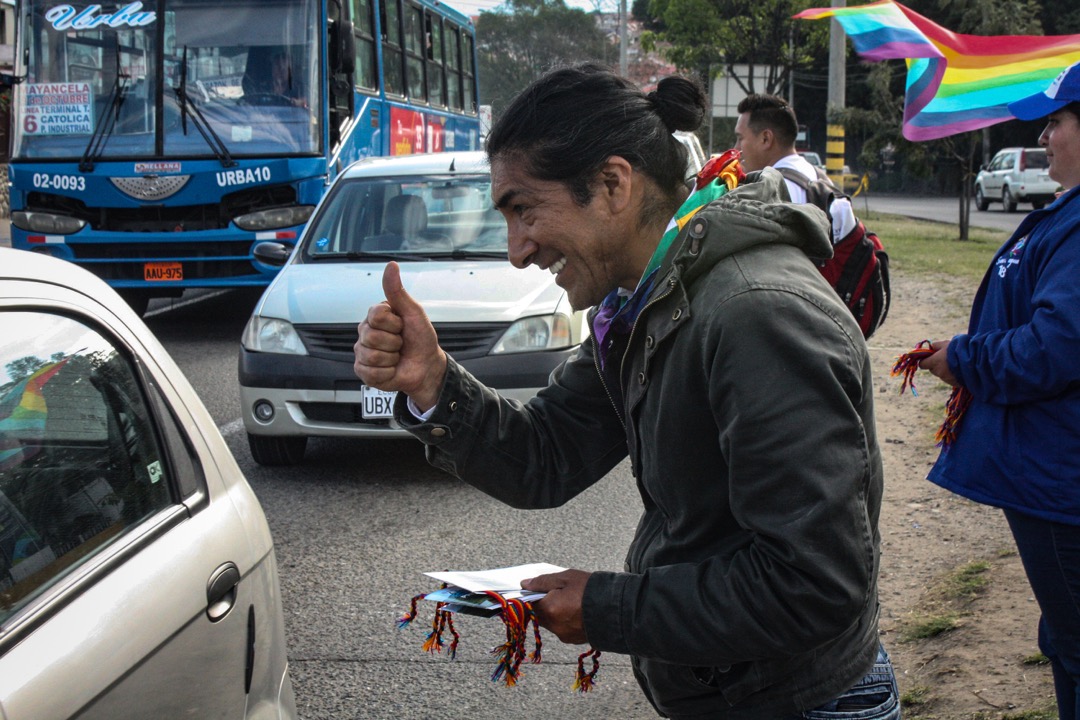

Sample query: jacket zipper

[593,348,626,432]
[592,273,679,430]
[619,273,679,396]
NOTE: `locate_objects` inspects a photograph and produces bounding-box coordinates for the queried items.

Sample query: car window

[0,311,174,624]
[301,174,507,260]
[1023,149,1048,170]
[1001,154,1015,171]
[989,154,1004,171]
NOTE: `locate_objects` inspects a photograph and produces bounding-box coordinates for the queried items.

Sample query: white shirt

[773,154,857,244]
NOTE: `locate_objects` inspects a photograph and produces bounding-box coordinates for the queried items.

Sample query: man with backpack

[734,94,890,339]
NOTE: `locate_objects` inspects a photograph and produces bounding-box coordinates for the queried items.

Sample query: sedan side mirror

[253,241,293,267]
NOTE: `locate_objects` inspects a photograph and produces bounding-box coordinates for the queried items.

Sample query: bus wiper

[174,46,236,168]
[79,39,128,172]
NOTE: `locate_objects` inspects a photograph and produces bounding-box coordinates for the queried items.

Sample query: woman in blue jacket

[920,61,1080,720]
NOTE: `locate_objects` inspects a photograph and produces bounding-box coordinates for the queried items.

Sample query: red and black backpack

[778,167,891,340]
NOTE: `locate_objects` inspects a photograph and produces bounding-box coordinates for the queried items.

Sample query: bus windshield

[13,0,322,162]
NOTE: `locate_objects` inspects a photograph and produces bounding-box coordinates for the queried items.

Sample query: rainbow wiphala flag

[795,0,1080,140]
[0,358,69,471]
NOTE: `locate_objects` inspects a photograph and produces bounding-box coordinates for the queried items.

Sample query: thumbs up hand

[354,262,447,412]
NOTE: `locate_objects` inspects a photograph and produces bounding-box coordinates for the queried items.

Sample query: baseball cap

[1009,60,1080,120]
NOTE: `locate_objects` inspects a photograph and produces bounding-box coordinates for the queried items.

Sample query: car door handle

[207,562,240,622]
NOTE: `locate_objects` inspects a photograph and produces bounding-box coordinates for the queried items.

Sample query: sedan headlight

[234,206,315,231]
[491,314,573,354]
[242,316,308,355]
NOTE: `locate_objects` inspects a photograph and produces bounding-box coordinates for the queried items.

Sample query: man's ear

[759,128,775,151]
[596,156,635,214]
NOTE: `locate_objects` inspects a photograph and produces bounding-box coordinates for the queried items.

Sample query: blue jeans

[786,644,901,719]
[1005,508,1080,720]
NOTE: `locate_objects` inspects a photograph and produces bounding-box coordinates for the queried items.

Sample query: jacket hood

[671,167,833,286]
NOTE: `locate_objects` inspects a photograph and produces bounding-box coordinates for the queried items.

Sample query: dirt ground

[871,268,1058,718]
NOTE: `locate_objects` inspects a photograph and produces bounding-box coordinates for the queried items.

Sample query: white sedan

[238,152,588,466]
[0,248,295,719]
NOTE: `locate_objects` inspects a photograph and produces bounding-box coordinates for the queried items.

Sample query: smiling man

[354,64,898,719]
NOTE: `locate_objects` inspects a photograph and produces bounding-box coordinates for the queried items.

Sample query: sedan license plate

[144,262,183,281]
[361,386,397,419]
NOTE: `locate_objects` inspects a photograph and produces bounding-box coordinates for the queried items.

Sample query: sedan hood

[256,261,567,324]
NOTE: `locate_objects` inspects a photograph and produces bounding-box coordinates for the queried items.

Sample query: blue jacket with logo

[928,185,1080,525]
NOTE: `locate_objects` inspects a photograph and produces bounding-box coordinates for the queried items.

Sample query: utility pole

[826,0,846,186]
[619,0,628,77]
[788,22,794,106]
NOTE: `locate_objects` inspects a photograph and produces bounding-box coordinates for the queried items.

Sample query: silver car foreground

[0,249,295,719]
[238,152,588,466]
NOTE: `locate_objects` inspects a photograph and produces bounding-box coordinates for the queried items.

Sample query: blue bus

[7,0,481,313]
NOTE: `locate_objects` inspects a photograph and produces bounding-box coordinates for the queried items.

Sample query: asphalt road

[855,192,1028,234]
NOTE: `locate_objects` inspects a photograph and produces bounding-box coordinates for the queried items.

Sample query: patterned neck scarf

[593,150,744,368]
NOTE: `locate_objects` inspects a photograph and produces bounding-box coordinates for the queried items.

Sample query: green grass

[1023,652,1051,666]
[861,210,1008,282]
[900,684,932,708]
[902,612,961,640]
[942,559,991,600]
[1001,709,1058,720]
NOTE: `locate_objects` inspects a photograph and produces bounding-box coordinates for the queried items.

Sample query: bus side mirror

[0,72,23,90]
[329,20,355,75]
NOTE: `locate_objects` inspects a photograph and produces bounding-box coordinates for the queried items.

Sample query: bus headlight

[241,316,308,355]
[491,314,573,354]
[11,211,87,234]
[234,206,315,231]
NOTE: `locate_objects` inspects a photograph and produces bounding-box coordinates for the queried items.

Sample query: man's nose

[506,224,538,269]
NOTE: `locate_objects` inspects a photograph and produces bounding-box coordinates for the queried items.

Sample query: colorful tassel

[890,339,936,396]
[892,340,973,447]
[397,588,600,691]
[400,590,459,658]
[573,647,602,693]
[397,592,425,629]
[935,386,972,448]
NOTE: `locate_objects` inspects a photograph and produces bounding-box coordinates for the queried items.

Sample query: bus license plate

[362,386,396,419]
[144,262,183,281]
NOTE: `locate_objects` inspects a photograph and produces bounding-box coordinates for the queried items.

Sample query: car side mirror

[253,241,294,267]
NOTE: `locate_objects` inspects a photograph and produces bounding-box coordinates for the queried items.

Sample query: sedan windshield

[302,175,509,261]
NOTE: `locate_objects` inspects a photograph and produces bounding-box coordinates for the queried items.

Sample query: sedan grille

[294,322,511,362]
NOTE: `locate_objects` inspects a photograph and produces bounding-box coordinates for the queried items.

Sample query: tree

[476,0,612,115]
[5,356,46,383]
[1041,0,1080,35]
[640,0,828,96]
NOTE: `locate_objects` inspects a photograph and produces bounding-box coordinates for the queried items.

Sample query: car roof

[339,151,491,179]
[1,247,117,303]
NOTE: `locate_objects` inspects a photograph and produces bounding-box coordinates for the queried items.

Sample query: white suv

[975,147,1061,212]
